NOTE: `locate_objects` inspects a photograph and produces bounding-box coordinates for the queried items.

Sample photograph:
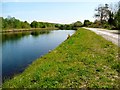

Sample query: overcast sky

[1,0,119,24]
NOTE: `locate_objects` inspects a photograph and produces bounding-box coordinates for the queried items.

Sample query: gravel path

[83,27,119,47]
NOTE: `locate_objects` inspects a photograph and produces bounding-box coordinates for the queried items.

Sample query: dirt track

[83,27,119,47]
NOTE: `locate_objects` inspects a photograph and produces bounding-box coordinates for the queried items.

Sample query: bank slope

[3,28,119,88]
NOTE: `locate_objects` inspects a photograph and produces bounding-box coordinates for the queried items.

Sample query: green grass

[2,28,120,88]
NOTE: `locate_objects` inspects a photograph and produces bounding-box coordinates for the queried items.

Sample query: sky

[1,0,120,2]
[1,0,119,24]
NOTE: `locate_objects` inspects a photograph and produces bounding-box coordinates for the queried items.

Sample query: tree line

[0,16,82,30]
[1,1,119,31]
[83,1,120,30]
[1,16,56,30]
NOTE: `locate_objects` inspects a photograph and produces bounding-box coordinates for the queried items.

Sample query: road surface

[83,27,119,47]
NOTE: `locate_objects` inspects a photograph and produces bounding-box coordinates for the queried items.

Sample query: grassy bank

[3,28,120,88]
[1,27,58,33]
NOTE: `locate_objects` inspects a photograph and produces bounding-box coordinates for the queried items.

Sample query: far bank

[1,27,59,33]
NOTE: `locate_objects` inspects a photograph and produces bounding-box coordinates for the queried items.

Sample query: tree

[30,21,38,28]
[83,20,92,27]
[0,17,4,29]
[108,11,114,25]
[72,21,82,29]
[114,1,120,29]
[95,4,110,23]
[14,19,21,29]
[21,21,30,28]
[73,21,82,27]
[38,22,44,28]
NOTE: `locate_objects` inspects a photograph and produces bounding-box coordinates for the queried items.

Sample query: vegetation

[0,16,82,31]
[1,16,56,30]
[83,1,120,30]
[3,28,119,88]
[94,2,120,29]
[58,21,82,30]
[83,20,93,27]
[114,2,120,29]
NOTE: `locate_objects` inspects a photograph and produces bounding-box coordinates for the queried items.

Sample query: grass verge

[2,28,120,88]
[1,27,58,33]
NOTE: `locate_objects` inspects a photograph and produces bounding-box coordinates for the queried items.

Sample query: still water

[1,30,75,80]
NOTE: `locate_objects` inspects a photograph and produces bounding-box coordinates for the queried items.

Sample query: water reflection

[2,30,50,43]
